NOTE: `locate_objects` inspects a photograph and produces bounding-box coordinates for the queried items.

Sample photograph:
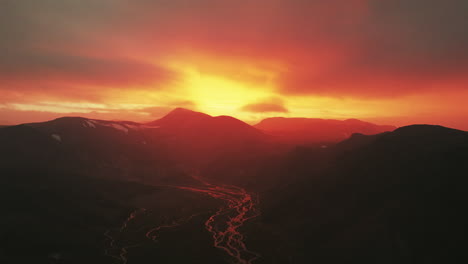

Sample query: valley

[1,109,467,264]
[102,174,261,264]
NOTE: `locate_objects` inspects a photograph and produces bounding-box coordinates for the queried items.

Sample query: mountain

[255,124,468,263]
[0,109,273,183]
[0,109,272,181]
[0,116,182,184]
[0,115,223,263]
[146,108,271,168]
[148,108,264,139]
[0,109,397,174]
[254,117,396,145]
[2,109,467,264]
[147,107,212,128]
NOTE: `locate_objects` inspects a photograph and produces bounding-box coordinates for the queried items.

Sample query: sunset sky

[1,0,467,129]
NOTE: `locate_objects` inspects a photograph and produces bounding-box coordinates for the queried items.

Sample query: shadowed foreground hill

[0,117,183,184]
[1,110,467,264]
[257,125,468,263]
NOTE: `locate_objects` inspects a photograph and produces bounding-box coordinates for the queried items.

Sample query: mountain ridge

[2,109,468,263]
[254,116,396,144]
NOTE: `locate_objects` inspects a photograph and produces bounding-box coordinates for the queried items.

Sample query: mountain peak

[170,107,203,115]
[147,108,211,126]
[392,124,466,137]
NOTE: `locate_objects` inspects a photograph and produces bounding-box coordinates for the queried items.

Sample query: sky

[1,0,467,129]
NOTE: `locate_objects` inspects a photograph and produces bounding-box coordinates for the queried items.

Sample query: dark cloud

[279,0,468,97]
[0,0,178,101]
[0,52,175,88]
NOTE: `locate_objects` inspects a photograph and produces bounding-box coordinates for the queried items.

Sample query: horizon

[1,1,468,130]
[0,106,443,130]
[2,106,467,132]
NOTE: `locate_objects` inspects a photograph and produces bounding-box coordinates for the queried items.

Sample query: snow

[124,124,141,130]
[82,120,96,128]
[51,134,61,142]
[109,123,129,133]
[122,123,160,130]
[82,119,156,134]
[86,120,96,128]
[82,120,129,133]
[97,122,129,133]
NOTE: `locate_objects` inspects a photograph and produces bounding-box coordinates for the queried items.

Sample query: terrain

[254,117,396,145]
[1,108,466,264]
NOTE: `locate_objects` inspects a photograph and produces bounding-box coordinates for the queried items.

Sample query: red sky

[1,0,467,130]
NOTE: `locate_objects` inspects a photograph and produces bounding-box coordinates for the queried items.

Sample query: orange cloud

[241,98,289,113]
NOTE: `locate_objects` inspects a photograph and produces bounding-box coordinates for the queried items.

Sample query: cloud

[0,52,176,89]
[0,0,467,101]
[129,0,467,98]
[241,98,289,113]
[277,0,468,97]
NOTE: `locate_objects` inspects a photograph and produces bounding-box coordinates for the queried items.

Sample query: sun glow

[187,73,273,115]
[168,60,278,117]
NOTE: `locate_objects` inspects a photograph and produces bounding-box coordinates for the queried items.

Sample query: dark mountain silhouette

[1,110,467,264]
[146,108,270,168]
[0,117,183,184]
[0,109,272,181]
[148,108,264,139]
[255,124,468,263]
[255,117,395,145]
[147,107,212,128]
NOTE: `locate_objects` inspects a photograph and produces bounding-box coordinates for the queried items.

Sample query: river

[104,175,261,264]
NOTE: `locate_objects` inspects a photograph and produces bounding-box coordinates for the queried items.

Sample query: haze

[1,0,467,130]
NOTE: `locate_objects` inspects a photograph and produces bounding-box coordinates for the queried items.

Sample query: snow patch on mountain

[83,120,96,128]
[124,124,141,130]
[51,134,61,142]
[108,123,129,133]
[92,121,129,133]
